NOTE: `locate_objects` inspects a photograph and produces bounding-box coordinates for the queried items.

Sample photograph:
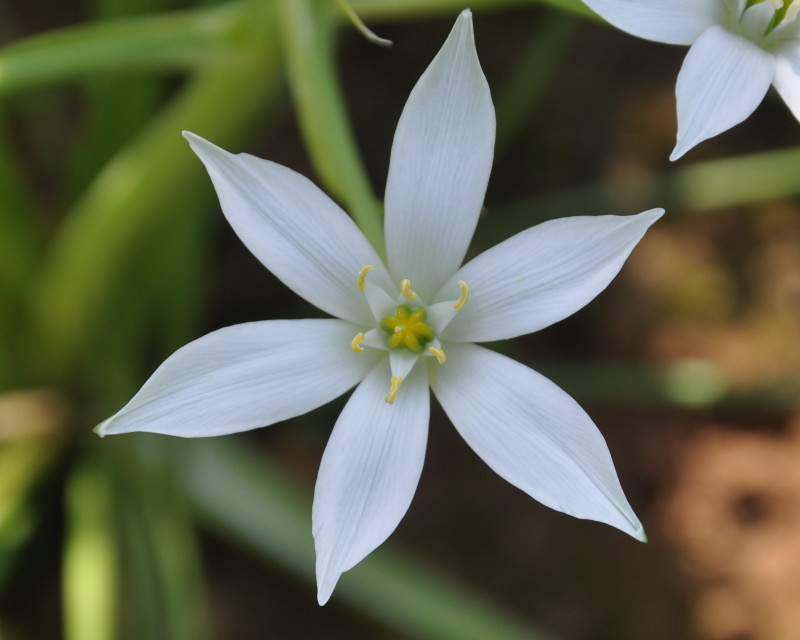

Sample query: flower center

[381,305,434,352]
[351,266,469,404]
[732,0,799,42]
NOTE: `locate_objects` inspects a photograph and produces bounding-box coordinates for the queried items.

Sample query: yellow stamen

[400,279,417,300]
[453,280,470,310]
[385,376,403,404]
[428,346,446,364]
[357,265,374,291]
[351,332,365,353]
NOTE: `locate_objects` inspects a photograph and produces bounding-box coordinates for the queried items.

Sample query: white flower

[96,10,661,604]
[582,0,800,159]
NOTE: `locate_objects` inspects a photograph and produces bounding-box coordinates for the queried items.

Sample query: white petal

[313,360,429,604]
[184,132,393,324]
[773,45,800,122]
[96,320,379,437]
[439,209,663,343]
[581,0,719,45]
[383,9,495,299]
[671,26,776,160]
[430,344,644,540]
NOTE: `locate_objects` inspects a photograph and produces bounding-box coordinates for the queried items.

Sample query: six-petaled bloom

[96,10,662,604]
[581,0,800,159]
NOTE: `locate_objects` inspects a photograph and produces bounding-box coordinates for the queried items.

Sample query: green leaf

[177,437,557,640]
[63,453,118,640]
[0,4,245,96]
[28,21,281,378]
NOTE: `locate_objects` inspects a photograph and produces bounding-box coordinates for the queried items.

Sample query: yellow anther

[453,280,470,311]
[428,346,446,364]
[385,376,403,404]
[400,279,417,301]
[357,265,374,291]
[351,333,365,353]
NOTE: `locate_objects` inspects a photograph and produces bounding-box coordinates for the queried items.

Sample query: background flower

[582,0,800,159]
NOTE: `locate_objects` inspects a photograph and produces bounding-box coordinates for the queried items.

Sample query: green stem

[278,0,385,257]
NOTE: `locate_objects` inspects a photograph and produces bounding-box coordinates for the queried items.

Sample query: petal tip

[668,144,687,161]
[642,207,666,224]
[182,130,203,146]
[315,568,338,606]
[93,418,110,438]
[316,588,332,606]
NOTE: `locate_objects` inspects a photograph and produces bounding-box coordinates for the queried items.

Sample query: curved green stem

[278,0,385,257]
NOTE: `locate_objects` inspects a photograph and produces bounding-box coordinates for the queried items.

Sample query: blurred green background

[2,0,800,638]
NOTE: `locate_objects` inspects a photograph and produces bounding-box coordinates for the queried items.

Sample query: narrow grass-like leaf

[495,11,575,152]
[480,145,800,248]
[0,4,244,96]
[29,29,281,377]
[63,453,118,640]
[176,437,557,640]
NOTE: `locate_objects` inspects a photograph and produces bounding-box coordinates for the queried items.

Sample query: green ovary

[381,305,434,352]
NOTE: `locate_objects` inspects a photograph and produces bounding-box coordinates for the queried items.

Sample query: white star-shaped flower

[582,0,800,159]
[97,10,662,604]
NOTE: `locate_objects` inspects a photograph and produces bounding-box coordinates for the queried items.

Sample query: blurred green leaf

[63,453,118,640]
[0,115,37,300]
[350,0,593,20]
[28,13,281,379]
[537,358,800,413]
[495,10,575,152]
[481,145,800,248]
[177,437,557,640]
[0,431,62,588]
[113,439,209,640]
[0,4,245,95]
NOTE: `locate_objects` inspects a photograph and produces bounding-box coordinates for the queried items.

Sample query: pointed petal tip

[182,130,218,157]
[316,582,334,606]
[181,130,203,147]
[669,143,687,162]
[92,421,108,438]
[622,513,647,542]
[642,207,665,223]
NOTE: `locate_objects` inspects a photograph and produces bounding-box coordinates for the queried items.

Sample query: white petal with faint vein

[581,0,718,45]
[773,45,800,122]
[184,132,393,324]
[383,9,495,299]
[313,360,429,604]
[440,210,663,343]
[431,343,645,540]
[671,26,775,160]
[96,320,378,437]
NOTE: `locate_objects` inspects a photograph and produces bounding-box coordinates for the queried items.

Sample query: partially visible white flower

[582,0,800,159]
[96,10,662,604]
